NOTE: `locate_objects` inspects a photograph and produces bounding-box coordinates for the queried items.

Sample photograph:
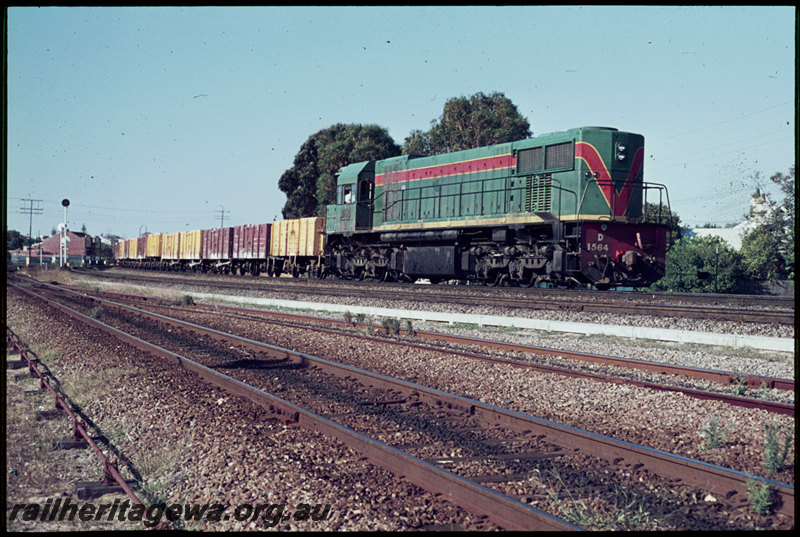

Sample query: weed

[541,468,673,529]
[181,295,195,306]
[343,311,352,324]
[699,417,729,451]
[382,317,401,335]
[731,376,749,396]
[363,317,374,336]
[90,306,103,319]
[355,313,366,323]
[137,446,185,505]
[746,479,773,515]
[404,319,415,336]
[763,422,792,474]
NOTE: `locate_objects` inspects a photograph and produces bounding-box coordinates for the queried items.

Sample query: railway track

[10,281,795,529]
[68,267,795,325]
[39,280,796,414]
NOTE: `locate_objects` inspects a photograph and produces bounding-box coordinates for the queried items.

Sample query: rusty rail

[12,282,795,519]
[9,282,580,531]
[6,328,146,511]
[268,309,794,392]
[63,267,796,325]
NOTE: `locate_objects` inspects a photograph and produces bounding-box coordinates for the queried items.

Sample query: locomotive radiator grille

[525,175,552,212]
[516,147,543,174]
[545,141,573,169]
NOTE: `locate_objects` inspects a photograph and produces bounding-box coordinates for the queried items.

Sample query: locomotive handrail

[641,181,673,224]
[377,173,578,225]
[380,175,513,222]
[576,180,671,224]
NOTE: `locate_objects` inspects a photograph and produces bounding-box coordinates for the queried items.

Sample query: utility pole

[20,198,43,262]
[216,205,229,228]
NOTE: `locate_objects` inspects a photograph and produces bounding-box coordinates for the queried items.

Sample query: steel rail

[6,328,147,511]
[38,281,795,394]
[183,301,796,394]
[15,282,794,518]
[10,282,579,531]
[30,281,796,409]
[183,303,795,415]
[64,268,795,325]
[411,331,796,392]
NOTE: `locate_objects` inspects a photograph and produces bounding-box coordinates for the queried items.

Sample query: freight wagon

[116,218,326,278]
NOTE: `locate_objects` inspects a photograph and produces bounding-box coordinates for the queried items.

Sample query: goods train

[116,126,671,289]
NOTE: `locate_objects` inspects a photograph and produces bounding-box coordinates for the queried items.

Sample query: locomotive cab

[326,161,375,234]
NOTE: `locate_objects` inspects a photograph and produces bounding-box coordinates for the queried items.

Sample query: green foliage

[402,91,531,155]
[279,124,401,219]
[404,319,415,336]
[699,417,729,451]
[7,229,25,251]
[762,422,792,474]
[731,375,748,396]
[652,235,745,293]
[740,226,786,281]
[740,168,795,281]
[381,317,401,335]
[746,479,773,515]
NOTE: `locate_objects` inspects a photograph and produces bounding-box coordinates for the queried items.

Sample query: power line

[215,206,230,227]
[19,198,43,252]
[652,101,792,142]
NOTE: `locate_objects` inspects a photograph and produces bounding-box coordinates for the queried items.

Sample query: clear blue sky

[6,6,795,239]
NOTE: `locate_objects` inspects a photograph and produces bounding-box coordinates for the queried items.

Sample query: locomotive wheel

[485,273,502,287]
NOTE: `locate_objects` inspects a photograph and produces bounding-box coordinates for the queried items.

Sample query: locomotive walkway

[180,292,793,353]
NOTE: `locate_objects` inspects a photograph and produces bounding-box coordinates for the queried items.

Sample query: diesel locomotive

[116,126,671,290]
[326,126,670,289]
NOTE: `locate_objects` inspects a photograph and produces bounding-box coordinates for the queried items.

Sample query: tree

[738,168,794,281]
[279,124,401,218]
[652,235,745,293]
[740,226,786,281]
[402,91,531,155]
[767,166,794,279]
[7,229,24,251]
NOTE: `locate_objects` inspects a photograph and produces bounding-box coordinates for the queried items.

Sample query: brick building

[29,231,96,265]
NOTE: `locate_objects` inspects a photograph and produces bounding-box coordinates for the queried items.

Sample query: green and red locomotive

[325,126,671,289]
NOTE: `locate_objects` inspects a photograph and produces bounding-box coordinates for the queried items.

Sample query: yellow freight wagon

[146,232,163,258]
[163,232,181,260]
[270,217,325,257]
[129,237,139,260]
[179,229,203,260]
